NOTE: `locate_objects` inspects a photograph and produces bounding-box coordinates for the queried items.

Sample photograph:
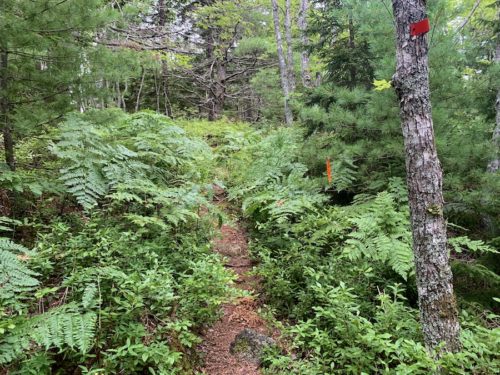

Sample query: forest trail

[198,189,274,375]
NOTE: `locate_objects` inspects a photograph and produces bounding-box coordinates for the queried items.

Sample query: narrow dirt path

[198,193,272,375]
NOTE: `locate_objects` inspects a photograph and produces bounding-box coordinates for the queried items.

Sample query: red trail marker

[410,18,430,37]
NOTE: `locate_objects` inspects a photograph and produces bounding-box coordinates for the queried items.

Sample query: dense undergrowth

[1,0,499,373]
[1,113,499,374]
[0,111,236,374]
[219,126,500,374]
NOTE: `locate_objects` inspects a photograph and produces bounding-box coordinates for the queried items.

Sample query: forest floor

[198,190,276,375]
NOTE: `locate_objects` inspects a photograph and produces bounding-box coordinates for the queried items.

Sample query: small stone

[229,328,275,365]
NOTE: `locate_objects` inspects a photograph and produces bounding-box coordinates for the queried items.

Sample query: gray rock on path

[229,328,275,365]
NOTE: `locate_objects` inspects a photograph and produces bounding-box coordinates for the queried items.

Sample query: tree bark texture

[208,61,226,121]
[284,0,296,91]
[0,50,15,171]
[158,0,173,118]
[298,0,312,88]
[391,0,461,353]
[487,9,499,173]
[204,23,227,122]
[271,0,293,125]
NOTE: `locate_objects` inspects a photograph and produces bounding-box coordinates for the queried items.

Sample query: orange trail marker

[326,158,332,184]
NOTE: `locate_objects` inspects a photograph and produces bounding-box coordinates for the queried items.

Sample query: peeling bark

[271,0,293,125]
[392,0,461,353]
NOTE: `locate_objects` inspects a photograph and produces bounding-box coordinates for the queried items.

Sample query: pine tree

[0,0,117,169]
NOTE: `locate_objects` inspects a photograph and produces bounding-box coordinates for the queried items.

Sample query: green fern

[343,192,414,279]
[330,156,358,191]
[52,112,213,211]
[448,236,498,255]
[32,307,96,353]
[0,216,21,232]
[0,284,99,364]
[0,331,32,364]
[4,306,98,362]
[81,283,98,309]
[0,238,39,306]
[51,116,113,209]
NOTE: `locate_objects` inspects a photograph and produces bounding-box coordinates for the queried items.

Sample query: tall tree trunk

[157,0,173,118]
[347,12,357,89]
[204,25,226,122]
[161,61,173,118]
[115,82,122,109]
[391,0,461,353]
[2,123,14,172]
[157,0,166,25]
[271,0,293,125]
[487,9,500,173]
[0,50,15,171]
[122,81,128,111]
[298,0,312,88]
[208,61,226,121]
[135,66,145,112]
[154,69,161,112]
[284,0,296,91]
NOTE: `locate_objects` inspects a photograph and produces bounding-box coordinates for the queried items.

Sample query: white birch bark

[284,0,296,91]
[271,0,293,125]
[298,0,312,88]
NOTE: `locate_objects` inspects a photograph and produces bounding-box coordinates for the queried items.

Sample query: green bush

[0,110,235,374]
[223,126,500,374]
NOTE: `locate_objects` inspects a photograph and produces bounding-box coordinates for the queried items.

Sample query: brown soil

[198,197,274,374]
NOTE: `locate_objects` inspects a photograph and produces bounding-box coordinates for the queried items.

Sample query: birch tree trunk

[158,0,173,118]
[135,66,145,112]
[271,0,293,125]
[161,61,173,118]
[298,0,312,88]
[284,0,296,91]
[487,9,499,173]
[391,0,461,353]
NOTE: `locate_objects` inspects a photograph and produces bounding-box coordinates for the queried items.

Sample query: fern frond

[449,236,498,255]
[81,283,98,309]
[30,304,97,354]
[0,238,39,305]
[342,193,414,279]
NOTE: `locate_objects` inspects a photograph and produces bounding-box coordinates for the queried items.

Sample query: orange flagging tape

[326,158,332,184]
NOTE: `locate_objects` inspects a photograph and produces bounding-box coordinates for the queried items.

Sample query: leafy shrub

[0,111,235,374]
[222,126,500,374]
